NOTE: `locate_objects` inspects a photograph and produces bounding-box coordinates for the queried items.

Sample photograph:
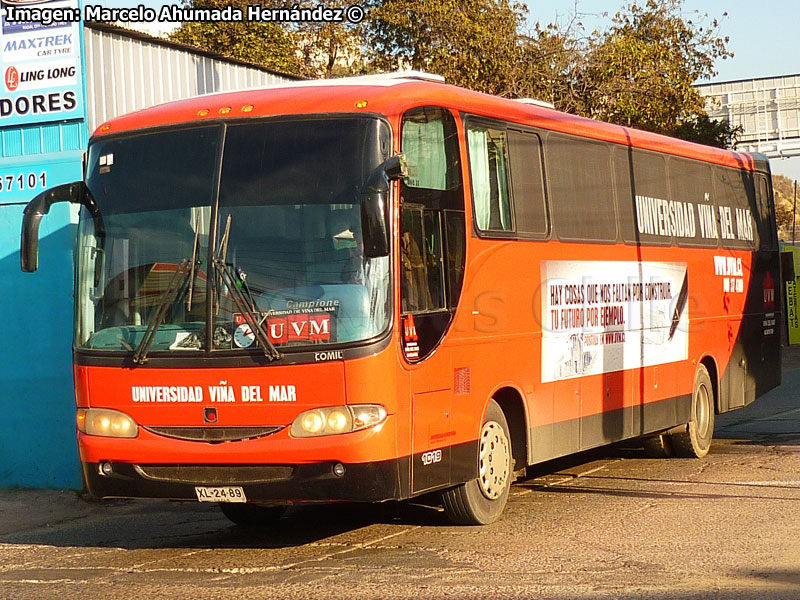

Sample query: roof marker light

[242,104,254,113]
[197,109,209,117]
[355,100,368,109]
[219,106,231,114]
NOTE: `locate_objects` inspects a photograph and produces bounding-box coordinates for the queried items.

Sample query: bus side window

[713,166,759,250]
[401,206,443,313]
[400,106,465,360]
[466,124,513,233]
[507,129,548,238]
[670,158,716,248]
[756,174,776,251]
[546,133,616,243]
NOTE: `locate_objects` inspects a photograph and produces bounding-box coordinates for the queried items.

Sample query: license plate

[194,486,247,503]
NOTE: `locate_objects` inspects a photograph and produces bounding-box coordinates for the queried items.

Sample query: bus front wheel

[670,364,715,458]
[441,400,512,525]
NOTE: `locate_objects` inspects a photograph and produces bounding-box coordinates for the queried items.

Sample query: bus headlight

[291,405,387,438]
[77,408,139,438]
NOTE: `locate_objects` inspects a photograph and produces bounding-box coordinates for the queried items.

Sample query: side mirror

[361,155,407,259]
[21,182,101,272]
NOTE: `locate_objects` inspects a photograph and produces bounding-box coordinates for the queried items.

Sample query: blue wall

[0,136,85,489]
[1,0,88,488]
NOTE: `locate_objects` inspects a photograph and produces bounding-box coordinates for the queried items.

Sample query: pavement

[2,345,800,539]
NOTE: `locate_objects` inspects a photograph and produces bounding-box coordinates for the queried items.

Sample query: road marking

[725,480,800,487]
[0,526,423,584]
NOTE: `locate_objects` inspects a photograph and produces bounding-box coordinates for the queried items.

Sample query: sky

[526,0,799,83]
[127,0,800,180]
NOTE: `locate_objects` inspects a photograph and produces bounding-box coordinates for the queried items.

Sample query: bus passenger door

[411,389,452,494]
[399,105,467,494]
[402,204,454,493]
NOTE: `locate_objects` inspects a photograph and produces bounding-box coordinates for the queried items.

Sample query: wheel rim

[695,383,711,439]
[478,421,510,500]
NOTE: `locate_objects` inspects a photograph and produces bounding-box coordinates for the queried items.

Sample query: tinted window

[402,107,463,210]
[620,150,670,246]
[467,123,513,233]
[508,129,548,237]
[670,158,716,248]
[403,107,461,192]
[220,117,389,207]
[756,174,776,250]
[546,134,616,242]
[713,166,758,250]
[86,126,220,216]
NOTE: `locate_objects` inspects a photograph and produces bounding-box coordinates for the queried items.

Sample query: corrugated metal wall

[83,25,294,134]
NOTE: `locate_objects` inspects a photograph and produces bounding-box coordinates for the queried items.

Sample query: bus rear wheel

[219,502,286,527]
[670,364,715,458]
[642,434,675,458]
[441,400,512,525]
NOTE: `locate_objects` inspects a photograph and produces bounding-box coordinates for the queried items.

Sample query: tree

[364,0,527,96]
[773,173,798,241]
[575,0,732,139]
[169,0,304,76]
[672,114,741,149]
[510,23,585,110]
[294,0,367,78]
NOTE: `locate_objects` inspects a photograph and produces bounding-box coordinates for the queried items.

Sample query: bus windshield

[76,117,392,355]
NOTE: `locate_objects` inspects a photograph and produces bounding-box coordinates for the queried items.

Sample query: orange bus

[21,72,781,525]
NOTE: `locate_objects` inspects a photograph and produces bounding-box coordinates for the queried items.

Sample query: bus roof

[93,75,757,172]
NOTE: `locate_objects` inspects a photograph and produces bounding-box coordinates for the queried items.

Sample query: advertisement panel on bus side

[541,260,689,383]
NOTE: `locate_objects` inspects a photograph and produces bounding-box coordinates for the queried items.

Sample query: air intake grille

[134,464,294,484]
[143,426,283,443]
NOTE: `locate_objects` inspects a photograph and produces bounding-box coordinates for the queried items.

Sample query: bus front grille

[134,464,295,484]
[143,426,284,443]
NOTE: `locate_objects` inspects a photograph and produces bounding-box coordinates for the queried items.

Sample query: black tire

[642,433,675,458]
[441,400,512,525]
[219,502,286,527]
[670,364,715,458]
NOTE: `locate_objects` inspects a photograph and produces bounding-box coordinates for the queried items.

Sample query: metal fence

[697,74,800,159]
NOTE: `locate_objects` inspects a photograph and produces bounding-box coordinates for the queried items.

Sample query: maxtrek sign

[2,31,73,60]
[0,0,84,127]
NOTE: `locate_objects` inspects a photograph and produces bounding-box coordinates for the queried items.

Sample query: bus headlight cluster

[76,408,138,438]
[291,405,387,438]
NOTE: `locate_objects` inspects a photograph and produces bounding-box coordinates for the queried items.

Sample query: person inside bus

[401,227,432,312]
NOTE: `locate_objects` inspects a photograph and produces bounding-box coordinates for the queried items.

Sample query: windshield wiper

[132,259,194,365]
[186,215,202,312]
[213,258,282,361]
[211,214,281,361]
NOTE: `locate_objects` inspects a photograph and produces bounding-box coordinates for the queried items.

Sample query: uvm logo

[4,67,19,92]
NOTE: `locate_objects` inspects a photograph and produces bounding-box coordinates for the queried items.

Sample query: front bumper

[82,458,409,503]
